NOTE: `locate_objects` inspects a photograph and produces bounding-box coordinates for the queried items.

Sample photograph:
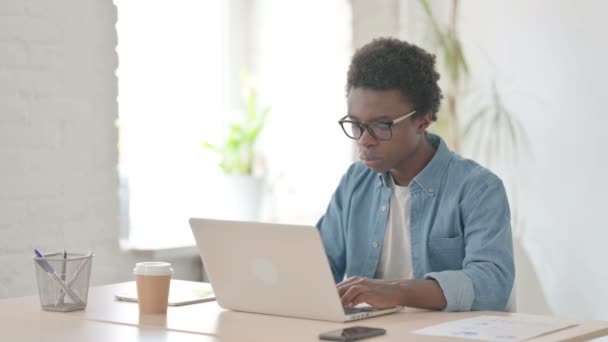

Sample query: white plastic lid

[133,262,173,276]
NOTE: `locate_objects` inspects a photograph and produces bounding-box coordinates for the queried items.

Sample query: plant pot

[222,174,264,221]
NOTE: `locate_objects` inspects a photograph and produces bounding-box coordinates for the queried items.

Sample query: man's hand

[337,277,405,309]
[337,277,448,310]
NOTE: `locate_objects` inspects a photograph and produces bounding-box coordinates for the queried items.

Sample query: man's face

[346,87,428,173]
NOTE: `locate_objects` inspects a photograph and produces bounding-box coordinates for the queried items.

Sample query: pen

[61,249,67,281]
[55,251,94,305]
[34,249,84,306]
[59,249,67,305]
[66,251,93,287]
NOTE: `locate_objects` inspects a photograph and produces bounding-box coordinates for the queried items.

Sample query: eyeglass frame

[338,110,417,141]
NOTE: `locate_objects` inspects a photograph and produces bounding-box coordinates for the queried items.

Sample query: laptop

[189,218,403,322]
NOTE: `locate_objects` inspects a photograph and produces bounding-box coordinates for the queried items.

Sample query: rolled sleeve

[425,270,475,312]
[423,178,514,312]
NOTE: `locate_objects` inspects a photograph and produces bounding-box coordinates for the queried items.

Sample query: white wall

[0,0,200,298]
[456,1,608,320]
[351,0,400,49]
[395,0,608,321]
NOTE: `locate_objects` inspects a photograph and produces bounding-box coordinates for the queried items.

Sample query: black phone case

[319,326,386,341]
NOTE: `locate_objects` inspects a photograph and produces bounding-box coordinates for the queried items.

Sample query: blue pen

[34,249,54,272]
[34,249,84,306]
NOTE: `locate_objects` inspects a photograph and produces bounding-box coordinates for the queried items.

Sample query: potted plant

[203,72,270,221]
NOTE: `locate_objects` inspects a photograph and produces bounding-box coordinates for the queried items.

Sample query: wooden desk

[2,280,608,341]
[0,309,217,342]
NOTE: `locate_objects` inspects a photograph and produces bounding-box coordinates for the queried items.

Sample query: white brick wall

[0,0,200,298]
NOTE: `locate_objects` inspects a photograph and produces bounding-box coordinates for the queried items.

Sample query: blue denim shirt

[316,133,514,312]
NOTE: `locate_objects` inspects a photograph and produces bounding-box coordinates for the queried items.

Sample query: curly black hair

[347,37,442,121]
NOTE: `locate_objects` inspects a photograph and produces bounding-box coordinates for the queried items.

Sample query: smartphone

[319,326,386,341]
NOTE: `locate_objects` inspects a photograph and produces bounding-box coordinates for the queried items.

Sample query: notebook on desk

[114,280,215,306]
[189,218,403,322]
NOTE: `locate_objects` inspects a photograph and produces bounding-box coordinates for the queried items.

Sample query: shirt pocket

[428,236,465,271]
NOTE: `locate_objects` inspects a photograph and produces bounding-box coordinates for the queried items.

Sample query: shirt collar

[377,133,452,196]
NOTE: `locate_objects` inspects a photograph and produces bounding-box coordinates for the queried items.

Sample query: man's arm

[338,277,446,310]
[425,179,514,311]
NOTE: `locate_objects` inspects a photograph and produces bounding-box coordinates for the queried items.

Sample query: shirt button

[381,205,387,212]
[428,188,434,193]
[372,241,379,248]
[377,181,382,187]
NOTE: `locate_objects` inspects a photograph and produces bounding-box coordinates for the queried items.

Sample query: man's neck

[390,135,436,186]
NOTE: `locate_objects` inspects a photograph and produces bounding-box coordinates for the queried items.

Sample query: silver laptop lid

[189,218,347,322]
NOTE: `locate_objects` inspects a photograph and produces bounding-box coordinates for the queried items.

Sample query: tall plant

[417,0,530,237]
[418,0,528,164]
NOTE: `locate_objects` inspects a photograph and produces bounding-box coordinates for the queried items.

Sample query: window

[116,0,353,248]
[116,0,228,247]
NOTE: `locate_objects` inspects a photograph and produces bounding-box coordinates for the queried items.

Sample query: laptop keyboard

[343,306,374,315]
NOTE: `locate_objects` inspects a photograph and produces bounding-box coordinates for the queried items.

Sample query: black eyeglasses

[338,110,416,141]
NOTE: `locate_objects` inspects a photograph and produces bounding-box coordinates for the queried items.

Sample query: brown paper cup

[133,262,173,314]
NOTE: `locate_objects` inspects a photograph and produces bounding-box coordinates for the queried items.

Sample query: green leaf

[202,69,271,174]
[454,39,469,76]
[418,0,450,51]
[462,106,489,137]
[202,141,221,153]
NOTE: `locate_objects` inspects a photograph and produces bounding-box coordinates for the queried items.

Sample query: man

[316,37,514,312]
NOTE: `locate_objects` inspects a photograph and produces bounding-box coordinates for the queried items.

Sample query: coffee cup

[133,262,173,314]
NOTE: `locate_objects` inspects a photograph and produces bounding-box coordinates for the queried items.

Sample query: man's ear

[416,112,433,133]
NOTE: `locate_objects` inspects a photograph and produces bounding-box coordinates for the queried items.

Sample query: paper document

[414,315,576,342]
[115,281,215,306]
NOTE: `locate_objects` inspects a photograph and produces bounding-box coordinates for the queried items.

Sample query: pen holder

[33,251,94,312]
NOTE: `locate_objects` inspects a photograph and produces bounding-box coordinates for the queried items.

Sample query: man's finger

[347,291,371,308]
[340,285,367,307]
[337,277,367,296]
[337,276,362,287]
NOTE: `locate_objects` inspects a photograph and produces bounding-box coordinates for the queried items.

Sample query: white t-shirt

[374,176,414,281]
